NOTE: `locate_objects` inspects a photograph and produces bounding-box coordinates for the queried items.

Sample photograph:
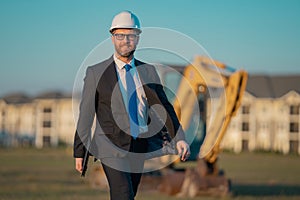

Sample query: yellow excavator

[149,55,248,197]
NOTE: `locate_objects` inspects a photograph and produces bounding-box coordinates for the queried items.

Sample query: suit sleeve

[151,68,186,142]
[73,67,97,158]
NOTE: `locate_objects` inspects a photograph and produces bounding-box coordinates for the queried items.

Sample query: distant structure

[0,75,299,155]
[0,91,74,148]
[221,75,300,155]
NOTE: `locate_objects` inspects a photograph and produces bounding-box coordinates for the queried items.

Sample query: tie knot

[124,64,132,72]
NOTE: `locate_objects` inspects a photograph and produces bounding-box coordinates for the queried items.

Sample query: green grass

[0,148,300,200]
[218,152,300,199]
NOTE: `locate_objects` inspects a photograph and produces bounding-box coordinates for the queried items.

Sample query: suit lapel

[135,60,159,107]
[103,57,119,90]
[104,59,127,110]
[103,58,130,131]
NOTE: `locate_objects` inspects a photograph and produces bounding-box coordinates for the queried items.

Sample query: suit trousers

[101,138,146,200]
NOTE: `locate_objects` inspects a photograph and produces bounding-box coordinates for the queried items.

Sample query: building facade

[0,92,75,148]
[221,75,300,155]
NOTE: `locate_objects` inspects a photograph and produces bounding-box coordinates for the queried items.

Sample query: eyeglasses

[113,33,139,41]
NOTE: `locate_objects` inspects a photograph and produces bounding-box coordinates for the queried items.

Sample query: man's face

[111,29,140,58]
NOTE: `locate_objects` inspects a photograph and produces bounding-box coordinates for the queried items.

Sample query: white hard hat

[109,11,141,33]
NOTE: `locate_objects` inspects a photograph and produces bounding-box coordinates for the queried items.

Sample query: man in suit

[74,11,190,200]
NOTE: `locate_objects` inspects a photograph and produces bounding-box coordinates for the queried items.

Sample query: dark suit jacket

[73,56,185,159]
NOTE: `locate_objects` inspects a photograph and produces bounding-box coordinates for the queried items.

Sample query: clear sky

[1,0,300,97]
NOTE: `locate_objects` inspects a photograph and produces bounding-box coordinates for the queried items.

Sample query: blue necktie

[124,64,139,138]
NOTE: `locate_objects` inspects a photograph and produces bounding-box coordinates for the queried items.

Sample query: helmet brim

[109,27,142,34]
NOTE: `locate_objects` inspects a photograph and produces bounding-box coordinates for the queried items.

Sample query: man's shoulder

[135,59,156,72]
[88,56,114,72]
[135,59,152,67]
[135,59,161,84]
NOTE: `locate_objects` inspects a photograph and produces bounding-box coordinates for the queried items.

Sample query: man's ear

[111,35,115,45]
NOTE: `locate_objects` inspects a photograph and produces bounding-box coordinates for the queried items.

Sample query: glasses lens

[128,34,137,40]
[115,34,124,40]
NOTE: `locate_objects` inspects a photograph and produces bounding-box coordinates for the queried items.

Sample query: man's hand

[176,140,190,161]
[75,158,83,173]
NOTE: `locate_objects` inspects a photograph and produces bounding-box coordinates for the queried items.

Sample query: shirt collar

[113,54,135,70]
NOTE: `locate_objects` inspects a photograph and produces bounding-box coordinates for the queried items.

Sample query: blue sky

[0,0,300,96]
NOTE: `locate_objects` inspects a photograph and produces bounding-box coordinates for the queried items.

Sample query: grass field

[0,148,300,200]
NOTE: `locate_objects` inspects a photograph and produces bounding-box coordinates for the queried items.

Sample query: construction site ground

[1,148,300,200]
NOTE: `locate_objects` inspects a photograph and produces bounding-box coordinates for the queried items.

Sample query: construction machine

[141,55,248,197]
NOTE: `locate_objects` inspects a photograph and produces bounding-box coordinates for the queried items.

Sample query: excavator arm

[173,56,248,163]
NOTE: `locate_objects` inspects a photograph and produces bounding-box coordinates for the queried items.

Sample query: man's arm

[73,67,97,172]
[151,68,190,160]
